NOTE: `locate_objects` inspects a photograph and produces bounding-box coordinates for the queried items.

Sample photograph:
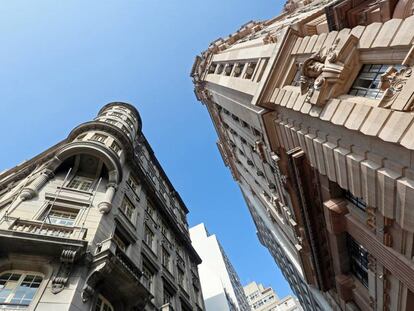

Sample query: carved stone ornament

[81,260,115,302]
[299,34,359,107]
[263,32,277,45]
[379,65,413,109]
[51,249,78,294]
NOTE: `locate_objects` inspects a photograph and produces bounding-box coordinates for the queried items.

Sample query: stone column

[98,183,116,214]
[20,169,54,201]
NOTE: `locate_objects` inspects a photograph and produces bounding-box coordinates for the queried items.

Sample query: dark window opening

[344,190,367,211]
[346,234,368,288]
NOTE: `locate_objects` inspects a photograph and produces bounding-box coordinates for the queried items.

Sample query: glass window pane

[349,63,399,99]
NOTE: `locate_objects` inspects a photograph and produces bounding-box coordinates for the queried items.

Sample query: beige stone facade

[192,1,414,310]
[0,103,204,311]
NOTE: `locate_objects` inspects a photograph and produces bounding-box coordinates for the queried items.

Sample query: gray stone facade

[0,102,204,311]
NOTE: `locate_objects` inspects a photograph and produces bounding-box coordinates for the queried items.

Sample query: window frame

[90,133,108,143]
[348,64,402,99]
[0,271,44,308]
[346,234,369,288]
[162,247,171,271]
[141,263,155,294]
[43,207,79,227]
[144,225,154,250]
[119,196,136,223]
[94,294,114,311]
[66,175,94,192]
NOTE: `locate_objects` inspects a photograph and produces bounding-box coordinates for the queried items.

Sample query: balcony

[0,303,30,311]
[84,238,151,309]
[9,218,87,239]
[0,218,87,257]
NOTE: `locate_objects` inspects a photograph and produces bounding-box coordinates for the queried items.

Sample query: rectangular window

[144,225,154,249]
[113,230,129,252]
[67,176,93,191]
[233,63,245,77]
[127,175,140,194]
[161,221,168,237]
[216,64,225,75]
[91,134,108,143]
[110,111,124,119]
[105,119,118,126]
[120,197,136,222]
[208,63,217,74]
[146,201,154,218]
[110,141,121,153]
[163,285,174,305]
[245,62,257,79]
[45,208,78,226]
[162,248,171,270]
[0,272,43,307]
[349,64,401,99]
[141,264,154,294]
[224,63,234,76]
[344,190,367,211]
[347,234,369,288]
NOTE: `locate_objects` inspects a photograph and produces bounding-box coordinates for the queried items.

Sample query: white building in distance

[190,223,250,311]
[244,282,302,311]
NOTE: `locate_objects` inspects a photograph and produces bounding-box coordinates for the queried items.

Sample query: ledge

[0,219,87,257]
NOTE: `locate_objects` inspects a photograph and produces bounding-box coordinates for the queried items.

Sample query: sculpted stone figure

[299,51,326,96]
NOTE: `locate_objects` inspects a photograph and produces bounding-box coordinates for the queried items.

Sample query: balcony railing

[9,219,87,240]
[114,243,142,282]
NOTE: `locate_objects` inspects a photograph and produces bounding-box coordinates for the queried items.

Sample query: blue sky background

[0,0,291,298]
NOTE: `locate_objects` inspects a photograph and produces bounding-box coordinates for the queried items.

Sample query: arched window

[94,294,114,311]
[0,271,43,308]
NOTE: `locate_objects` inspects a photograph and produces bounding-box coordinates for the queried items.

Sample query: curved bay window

[346,234,369,288]
[0,271,43,309]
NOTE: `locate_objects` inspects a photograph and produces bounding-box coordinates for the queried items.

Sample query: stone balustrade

[9,219,87,240]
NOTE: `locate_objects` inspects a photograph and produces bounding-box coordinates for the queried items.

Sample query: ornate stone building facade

[192,0,414,310]
[0,103,204,311]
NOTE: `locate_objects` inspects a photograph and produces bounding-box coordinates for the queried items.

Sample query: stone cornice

[68,120,134,160]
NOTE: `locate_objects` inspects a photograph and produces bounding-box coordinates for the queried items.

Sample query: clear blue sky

[0,0,292,298]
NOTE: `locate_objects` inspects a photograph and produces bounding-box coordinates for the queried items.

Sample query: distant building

[244,282,302,311]
[190,223,250,311]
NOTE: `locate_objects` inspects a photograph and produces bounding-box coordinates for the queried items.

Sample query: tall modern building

[192,0,414,310]
[0,103,205,311]
[189,223,250,311]
[244,281,302,311]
